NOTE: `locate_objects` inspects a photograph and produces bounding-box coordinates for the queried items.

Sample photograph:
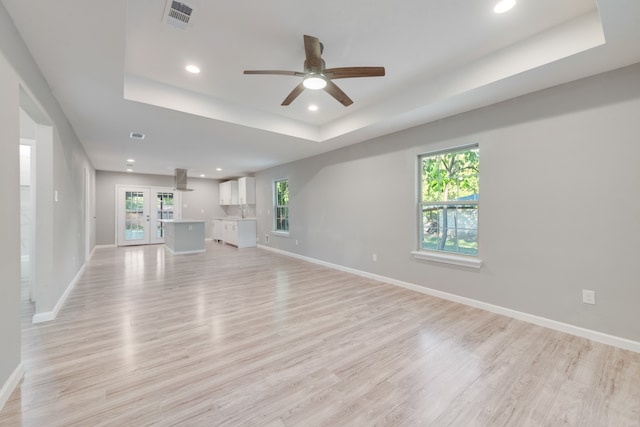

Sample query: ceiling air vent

[164,1,193,30]
[129,132,145,140]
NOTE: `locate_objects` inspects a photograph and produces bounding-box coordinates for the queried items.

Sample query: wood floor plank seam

[2,242,639,426]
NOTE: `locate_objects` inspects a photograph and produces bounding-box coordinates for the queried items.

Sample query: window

[274,179,289,232]
[419,146,479,257]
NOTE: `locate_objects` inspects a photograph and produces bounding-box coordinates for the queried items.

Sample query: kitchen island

[160,219,206,255]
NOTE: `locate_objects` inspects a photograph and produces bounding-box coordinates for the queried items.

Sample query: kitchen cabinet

[212,219,223,241]
[222,219,256,248]
[238,177,256,205]
[219,180,238,205]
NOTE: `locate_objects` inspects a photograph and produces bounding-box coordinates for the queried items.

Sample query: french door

[116,186,180,246]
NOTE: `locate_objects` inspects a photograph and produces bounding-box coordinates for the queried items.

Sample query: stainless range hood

[174,168,194,191]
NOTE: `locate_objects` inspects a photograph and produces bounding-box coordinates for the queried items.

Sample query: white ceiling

[3,0,640,179]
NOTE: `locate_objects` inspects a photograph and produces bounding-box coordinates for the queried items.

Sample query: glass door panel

[125,191,146,241]
[150,190,177,244]
[117,187,150,246]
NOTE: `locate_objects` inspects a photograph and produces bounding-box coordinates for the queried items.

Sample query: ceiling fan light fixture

[494,0,516,13]
[303,74,326,90]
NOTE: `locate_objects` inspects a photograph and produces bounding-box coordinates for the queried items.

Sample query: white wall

[0,2,95,406]
[256,63,640,343]
[95,171,223,245]
[19,144,31,259]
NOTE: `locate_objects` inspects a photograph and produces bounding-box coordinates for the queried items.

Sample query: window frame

[273,178,289,235]
[412,144,482,268]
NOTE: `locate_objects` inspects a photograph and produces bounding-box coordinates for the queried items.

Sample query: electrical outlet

[372,253,377,262]
[265,234,270,243]
[582,290,596,305]
[295,240,299,245]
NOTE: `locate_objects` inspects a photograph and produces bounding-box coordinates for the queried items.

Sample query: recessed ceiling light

[200,174,205,177]
[216,168,222,171]
[308,105,318,111]
[127,158,135,163]
[126,168,133,172]
[494,0,516,13]
[129,132,145,140]
[186,64,200,74]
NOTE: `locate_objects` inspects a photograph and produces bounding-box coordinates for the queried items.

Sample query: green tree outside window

[420,147,479,255]
[274,179,289,232]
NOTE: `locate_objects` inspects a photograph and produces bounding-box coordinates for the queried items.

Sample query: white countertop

[159,219,206,223]
[212,217,256,221]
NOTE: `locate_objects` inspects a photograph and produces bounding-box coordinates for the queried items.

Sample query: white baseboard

[164,246,206,255]
[32,263,86,324]
[258,245,640,353]
[94,244,116,249]
[0,363,24,412]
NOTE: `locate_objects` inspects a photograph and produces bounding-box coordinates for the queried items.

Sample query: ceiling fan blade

[281,82,306,106]
[324,80,353,107]
[303,35,323,72]
[324,67,386,79]
[244,70,303,77]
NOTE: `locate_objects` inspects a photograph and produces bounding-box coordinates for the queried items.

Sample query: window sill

[271,231,290,237]
[411,250,482,269]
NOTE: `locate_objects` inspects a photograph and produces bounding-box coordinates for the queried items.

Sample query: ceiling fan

[244,35,385,107]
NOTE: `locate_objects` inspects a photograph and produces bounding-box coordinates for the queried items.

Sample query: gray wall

[0,2,95,401]
[95,171,223,245]
[256,63,640,342]
[0,20,22,401]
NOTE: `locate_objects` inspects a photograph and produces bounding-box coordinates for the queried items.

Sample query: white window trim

[273,178,289,233]
[416,144,480,268]
[411,250,482,269]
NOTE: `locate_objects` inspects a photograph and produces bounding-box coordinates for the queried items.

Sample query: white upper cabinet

[238,177,256,205]
[219,180,238,205]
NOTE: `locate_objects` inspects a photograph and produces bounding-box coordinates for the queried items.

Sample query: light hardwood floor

[1,242,639,426]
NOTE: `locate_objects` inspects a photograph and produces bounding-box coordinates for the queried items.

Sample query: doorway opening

[19,142,33,303]
[116,185,181,246]
[19,89,54,322]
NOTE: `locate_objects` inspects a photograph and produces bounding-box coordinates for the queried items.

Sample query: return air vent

[164,0,193,30]
[129,132,145,140]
